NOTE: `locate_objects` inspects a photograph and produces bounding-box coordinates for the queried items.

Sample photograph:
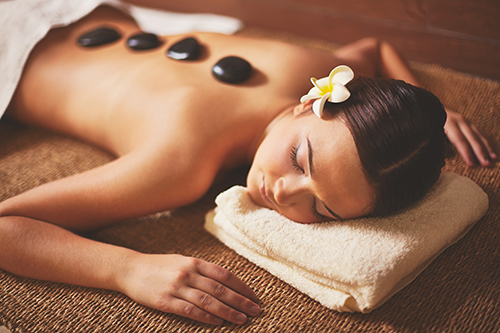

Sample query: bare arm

[378,40,497,167]
[335,38,497,167]
[0,141,215,230]
[0,143,260,324]
[0,215,260,324]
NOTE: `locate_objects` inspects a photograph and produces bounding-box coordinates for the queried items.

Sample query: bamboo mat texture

[1,27,499,333]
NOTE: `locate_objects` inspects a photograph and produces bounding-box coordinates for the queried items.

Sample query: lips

[260,176,275,209]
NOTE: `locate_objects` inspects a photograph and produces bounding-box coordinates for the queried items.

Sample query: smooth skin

[0,5,496,325]
[246,100,376,222]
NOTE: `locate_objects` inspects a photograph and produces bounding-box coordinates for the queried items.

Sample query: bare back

[11,7,339,156]
[4,6,356,228]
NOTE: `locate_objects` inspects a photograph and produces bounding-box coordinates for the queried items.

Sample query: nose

[273,176,307,206]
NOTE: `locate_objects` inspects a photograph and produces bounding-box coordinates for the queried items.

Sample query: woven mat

[1,27,499,333]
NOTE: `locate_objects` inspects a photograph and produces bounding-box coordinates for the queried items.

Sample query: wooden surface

[127,0,500,82]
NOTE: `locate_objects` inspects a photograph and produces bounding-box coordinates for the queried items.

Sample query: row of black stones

[77,27,252,84]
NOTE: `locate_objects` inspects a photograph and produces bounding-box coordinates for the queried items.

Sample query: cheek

[263,135,292,169]
[252,141,278,173]
[246,140,287,207]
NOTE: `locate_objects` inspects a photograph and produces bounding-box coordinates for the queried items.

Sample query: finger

[162,296,224,325]
[194,275,261,317]
[458,123,492,166]
[182,287,250,325]
[445,121,476,166]
[471,124,497,162]
[197,261,259,303]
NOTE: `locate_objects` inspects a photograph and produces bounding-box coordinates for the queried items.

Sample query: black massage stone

[77,27,121,47]
[167,37,201,60]
[127,33,161,50]
[212,56,253,84]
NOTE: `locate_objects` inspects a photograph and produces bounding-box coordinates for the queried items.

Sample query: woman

[0,5,495,326]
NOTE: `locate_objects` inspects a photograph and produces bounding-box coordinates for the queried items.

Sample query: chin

[246,181,263,207]
[246,168,261,204]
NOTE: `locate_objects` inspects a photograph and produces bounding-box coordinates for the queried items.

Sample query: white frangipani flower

[300,65,354,118]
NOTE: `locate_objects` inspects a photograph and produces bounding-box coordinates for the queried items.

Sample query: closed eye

[312,197,330,221]
[290,145,304,173]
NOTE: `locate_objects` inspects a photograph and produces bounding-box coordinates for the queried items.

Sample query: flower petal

[307,86,323,96]
[311,77,330,94]
[300,94,319,103]
[312,92,330,118]
[329,65,354,86]
[328,82,351,103]
[301,65,354,107]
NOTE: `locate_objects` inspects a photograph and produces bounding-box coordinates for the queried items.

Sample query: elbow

[357,37,381,49]
[0,202,7,218]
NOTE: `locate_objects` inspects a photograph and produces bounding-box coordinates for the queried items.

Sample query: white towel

[0,0,243,118]
[204,172,488,312]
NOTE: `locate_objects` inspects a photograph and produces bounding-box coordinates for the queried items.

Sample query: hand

[444,109,497,167]
[120,253,260,325]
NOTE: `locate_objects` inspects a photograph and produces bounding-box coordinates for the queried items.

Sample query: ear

[293,99,314,116]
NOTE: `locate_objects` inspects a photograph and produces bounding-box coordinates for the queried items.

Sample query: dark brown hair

[325,76,447,216]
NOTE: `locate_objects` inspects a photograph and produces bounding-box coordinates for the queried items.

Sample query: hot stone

[167,37,201,60]
[212,56,253,84]
[78,27,121,47]
[127,33,161,50]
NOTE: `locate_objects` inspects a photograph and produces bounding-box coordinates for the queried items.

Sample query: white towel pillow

[205,172,488,312]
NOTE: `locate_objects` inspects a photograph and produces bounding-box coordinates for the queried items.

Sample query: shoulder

[196,32,333,71]
[124,135,222,209]
[189,33,335,100]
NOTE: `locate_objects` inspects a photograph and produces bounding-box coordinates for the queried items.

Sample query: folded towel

[205,172,488,312]
[0,0,242,118]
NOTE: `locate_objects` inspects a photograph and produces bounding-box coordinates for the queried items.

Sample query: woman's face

[247,102,375,223]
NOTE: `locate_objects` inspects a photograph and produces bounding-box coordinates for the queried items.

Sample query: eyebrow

[307,137,314,178]
[307,137,343,221]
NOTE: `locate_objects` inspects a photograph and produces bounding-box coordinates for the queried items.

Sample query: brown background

[127,0,500,81]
